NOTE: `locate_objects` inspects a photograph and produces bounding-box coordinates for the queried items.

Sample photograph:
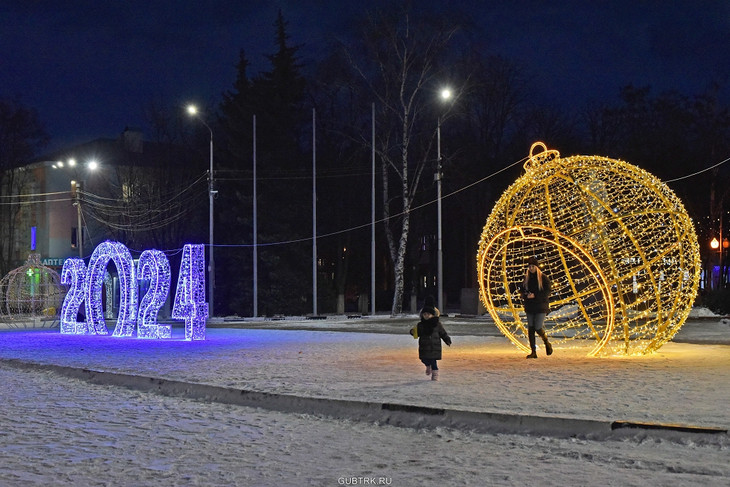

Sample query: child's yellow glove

[409,326,418,338]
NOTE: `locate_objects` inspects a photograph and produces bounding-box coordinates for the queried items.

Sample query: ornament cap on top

[524,141,560,174]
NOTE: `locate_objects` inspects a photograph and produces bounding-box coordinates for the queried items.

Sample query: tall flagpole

[436,115,443,313]
[253,114,258,318]
[312,108,318,316]
[371,102,376,316]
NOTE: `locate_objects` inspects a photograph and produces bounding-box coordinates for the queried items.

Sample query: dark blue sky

[2,1,729,153]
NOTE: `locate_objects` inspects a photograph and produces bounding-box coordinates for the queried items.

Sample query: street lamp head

[87,160,99,171]
[185,103,213,138]
[711,237,720,249]
[440,88,452,101]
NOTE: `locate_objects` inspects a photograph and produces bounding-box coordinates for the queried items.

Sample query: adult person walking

[522,256,553,359]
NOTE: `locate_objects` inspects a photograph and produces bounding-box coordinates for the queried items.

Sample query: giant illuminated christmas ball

[0,253,63,322]
[477,142,701,356]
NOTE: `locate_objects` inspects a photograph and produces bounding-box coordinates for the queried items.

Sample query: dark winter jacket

[416,316,451,360]
[523,271,551,314]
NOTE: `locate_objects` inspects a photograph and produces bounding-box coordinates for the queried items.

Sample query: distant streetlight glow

[87,160,98,171]
[711,237,720,249]
[440,88,452,101]
[68,158,77,167]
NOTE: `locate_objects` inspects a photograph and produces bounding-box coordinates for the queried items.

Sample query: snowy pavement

[1,314,729,486]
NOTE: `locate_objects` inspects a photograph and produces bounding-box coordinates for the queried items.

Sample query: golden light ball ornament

[477,142,701,356]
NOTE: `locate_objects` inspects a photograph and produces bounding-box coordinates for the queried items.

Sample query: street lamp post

[71,180,83,258]
[711,236,729,288]
[436,87,452,314]
[64,158,97,259]
[711,237,721,289]
[720,237,730,287]
[187,104,215,317]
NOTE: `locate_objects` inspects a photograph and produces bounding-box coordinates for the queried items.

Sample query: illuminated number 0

[85,241,137,336]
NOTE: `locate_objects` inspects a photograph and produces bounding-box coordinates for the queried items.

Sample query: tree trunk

[390,209,410,314]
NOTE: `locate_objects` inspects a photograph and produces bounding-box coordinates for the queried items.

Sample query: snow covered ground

[1,312,729,486]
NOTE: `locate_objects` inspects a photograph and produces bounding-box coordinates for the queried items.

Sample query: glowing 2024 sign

[60,241,208,340]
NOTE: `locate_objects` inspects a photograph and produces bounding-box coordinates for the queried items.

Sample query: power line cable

[215,155,529,248]
[662,155,730,183]
[3,152,728,253]
[211,150,730,250]
[0,190,69,198]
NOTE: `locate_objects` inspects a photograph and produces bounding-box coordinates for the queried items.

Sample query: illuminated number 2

[137,249,172,339]
[60,258,88,334]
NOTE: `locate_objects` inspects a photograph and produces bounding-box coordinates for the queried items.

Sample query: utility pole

[71,180,83,258]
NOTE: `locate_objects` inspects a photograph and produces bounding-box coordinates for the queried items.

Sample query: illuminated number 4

[171,244,208,340]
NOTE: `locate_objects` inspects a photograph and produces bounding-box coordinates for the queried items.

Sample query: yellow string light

[477,142,701,356]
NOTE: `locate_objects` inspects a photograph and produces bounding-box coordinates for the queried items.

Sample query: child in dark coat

[410,305,452,381]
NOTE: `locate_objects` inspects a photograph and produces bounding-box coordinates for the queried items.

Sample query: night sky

[2,1,729,154]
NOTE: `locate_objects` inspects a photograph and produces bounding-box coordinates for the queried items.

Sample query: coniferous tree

[217,11,310,316]
[216,49,255,315]
[254,11,310,316]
